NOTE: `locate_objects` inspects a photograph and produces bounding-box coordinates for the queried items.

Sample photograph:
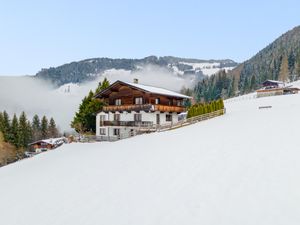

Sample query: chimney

[133,78,138,84]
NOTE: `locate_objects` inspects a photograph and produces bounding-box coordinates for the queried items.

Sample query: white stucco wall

[96,111,180,137]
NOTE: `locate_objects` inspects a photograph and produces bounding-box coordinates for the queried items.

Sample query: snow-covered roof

[29,137,65,146]
[97,80,192,99]
[124,81,192,99]
[263,80,285,84]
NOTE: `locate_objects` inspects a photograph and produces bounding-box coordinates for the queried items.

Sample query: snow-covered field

[177,62,235,76]
[1,88,300,224]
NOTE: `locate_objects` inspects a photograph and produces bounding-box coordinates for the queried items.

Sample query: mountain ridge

[35,56,238,87]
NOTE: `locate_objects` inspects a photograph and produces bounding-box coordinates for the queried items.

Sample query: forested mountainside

[35,56,237,87]
[238,26,300,87]
[193,26,300,102]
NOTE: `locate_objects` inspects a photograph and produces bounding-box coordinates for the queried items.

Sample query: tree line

[187,99,224,118]
[0,111,59,150]
[193,70,236,102]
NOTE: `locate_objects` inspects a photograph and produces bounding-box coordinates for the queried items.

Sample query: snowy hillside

[174,61,235,76]
[1,88,300,224]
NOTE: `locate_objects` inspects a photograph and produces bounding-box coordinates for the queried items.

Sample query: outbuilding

[28,138,66,153]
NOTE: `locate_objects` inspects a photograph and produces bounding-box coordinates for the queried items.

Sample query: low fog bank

[99,65,196,91]
[0,65,195,132]
[0,76,85,132]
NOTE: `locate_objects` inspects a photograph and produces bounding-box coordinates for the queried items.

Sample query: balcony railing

[102,121,153,127]
[152,104,185,113]
[103,104,185,113]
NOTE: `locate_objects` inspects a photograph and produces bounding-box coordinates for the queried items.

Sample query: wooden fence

[156,108,226,132]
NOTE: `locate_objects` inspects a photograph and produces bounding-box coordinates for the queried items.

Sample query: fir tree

[243,77,250,94]
[10,114,19,147]
[27,121,33,144]
[49,117,59,138]
[95,77,110,94]
[41,116,49,139]
[219,99,225,109]
[2,111,11,142]
[18,111,30,148]
[278,55,289,81]
[32,114,41,141]
[250,75,256,91]
[296,52,300,80]
[71,90,105,133]
[0,112,4,133]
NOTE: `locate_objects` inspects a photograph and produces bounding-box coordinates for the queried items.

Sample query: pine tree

[27,121,33,144]
[71,90,105,133]
[278,55,289,82]
[296,52,300,80]
[219,99,225,109]
[95,77,110,94]
[32,114,41,141]
[250,75,256,91]
[48,118,59,138]
[243,77,250,94]
[0,112,4,133]
[18,111,30,148]
[41,116,49,139]
[11,114,19,147]
[2,111,11,142]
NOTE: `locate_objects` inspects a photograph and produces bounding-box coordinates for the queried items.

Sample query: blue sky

[0,0,299,75]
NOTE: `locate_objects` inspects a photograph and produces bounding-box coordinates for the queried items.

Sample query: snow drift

[1,84,300,225]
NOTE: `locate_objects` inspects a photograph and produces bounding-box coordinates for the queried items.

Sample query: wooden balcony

[152,104,185,113]
[103,104,152,112]
[103,104,186,113]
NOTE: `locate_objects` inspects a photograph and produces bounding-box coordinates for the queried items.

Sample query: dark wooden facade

[95,81,189,113]
[262,80,283,88]
[30,142,54,150]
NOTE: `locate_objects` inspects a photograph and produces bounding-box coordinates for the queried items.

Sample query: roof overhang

[94,80,192,99]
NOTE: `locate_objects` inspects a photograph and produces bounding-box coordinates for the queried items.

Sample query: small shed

[28,138,66,153]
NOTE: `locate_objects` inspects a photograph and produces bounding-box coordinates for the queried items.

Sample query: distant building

[28,138,66,153]
[257,80,299,98]
[94,80,191,140]
[262,80,285,89]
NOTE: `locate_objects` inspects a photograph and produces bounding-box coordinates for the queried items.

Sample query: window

[115,99,121,105]
[134,113,142,122]
[135,97,143,105]
[99,115,106,126]
[114,128,120,136]
[155,98,160,104]
[114,114,120,121]
[166,114,172,122]
[100,128,106,135]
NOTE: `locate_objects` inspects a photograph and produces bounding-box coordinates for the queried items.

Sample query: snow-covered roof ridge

[121,80,192,99]
[29,137,66,146]
[264,79,285,84]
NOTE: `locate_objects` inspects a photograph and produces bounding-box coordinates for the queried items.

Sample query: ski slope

[1,90,300,225]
